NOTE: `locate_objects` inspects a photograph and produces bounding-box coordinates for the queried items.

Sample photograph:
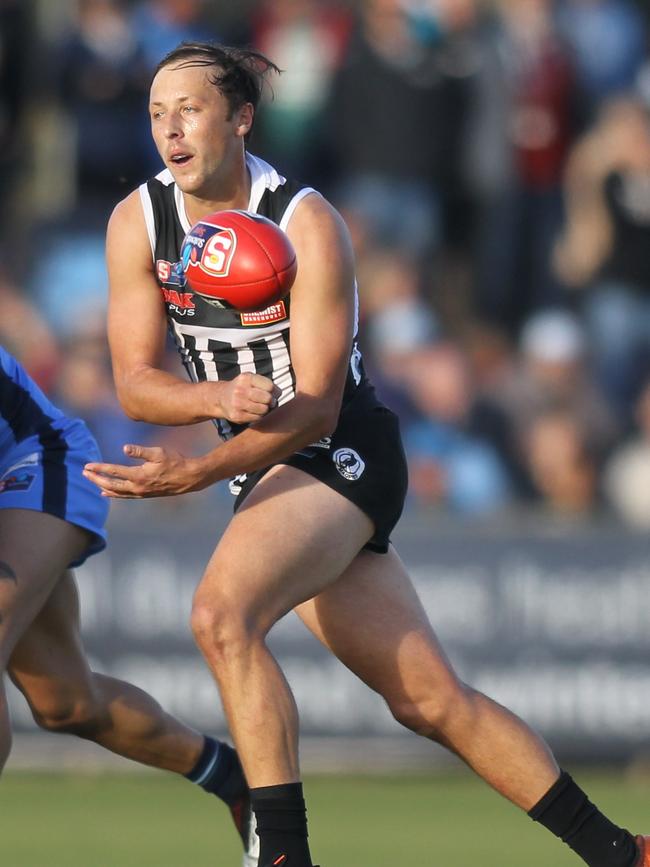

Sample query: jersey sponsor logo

[183,223,237,280]
[157,259,188,288]
[0,472,35,493]
[162,287,195,310]
[240,301,287,326]
[157,260,171,282]
[333,448,365,481]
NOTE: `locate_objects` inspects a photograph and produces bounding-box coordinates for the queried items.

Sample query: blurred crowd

[2,0,650,527]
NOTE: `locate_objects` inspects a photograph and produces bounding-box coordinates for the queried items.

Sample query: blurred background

[5,0,650,799]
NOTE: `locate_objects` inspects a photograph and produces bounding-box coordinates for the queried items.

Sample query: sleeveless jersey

[0,345,68,455]
[0,346,108,562]
[139,152,364,440]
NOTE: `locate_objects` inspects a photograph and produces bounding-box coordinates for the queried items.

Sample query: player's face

[149,63,251,197]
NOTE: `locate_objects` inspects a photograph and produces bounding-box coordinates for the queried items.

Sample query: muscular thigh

[9,570,96,716]
[199,464,375,630]
[295,546,461,704]
[0,509,90,666]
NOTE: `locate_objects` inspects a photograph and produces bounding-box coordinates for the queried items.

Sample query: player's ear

[235,103,253,138]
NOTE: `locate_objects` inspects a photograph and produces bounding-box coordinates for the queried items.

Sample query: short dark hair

[154,42,280,121]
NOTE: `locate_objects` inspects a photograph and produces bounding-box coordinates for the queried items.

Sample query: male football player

[85,41,649,867]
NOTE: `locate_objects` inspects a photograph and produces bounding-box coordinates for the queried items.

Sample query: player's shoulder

[109,188,143,230]
[287,189,351,253]
[107,187,153,249]
[106,187,156,269]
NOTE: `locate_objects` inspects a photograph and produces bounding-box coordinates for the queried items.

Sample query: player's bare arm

[85,194,356,497]
[108,191,276,427]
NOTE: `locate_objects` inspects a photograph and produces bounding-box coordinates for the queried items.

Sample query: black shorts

[232,384,409,553]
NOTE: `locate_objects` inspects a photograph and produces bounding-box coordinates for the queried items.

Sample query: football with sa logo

[180,210,297,312]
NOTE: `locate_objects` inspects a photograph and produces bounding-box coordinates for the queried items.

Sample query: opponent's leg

[296,546,640,867]
[190,464,374,866]
[0,508,90,770]
[9,568,256,860]
[9,569,204,770]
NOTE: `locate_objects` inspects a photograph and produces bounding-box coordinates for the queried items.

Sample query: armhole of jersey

[279,187,318,232]
[138,183,156,261]
[279,186,358,336]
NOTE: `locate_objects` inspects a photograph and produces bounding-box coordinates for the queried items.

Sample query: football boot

[228,791,259,867]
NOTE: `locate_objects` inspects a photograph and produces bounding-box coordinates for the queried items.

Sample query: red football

[180,210,297,312]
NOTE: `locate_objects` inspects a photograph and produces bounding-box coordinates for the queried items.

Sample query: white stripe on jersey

[169,319,289,346]
[175,183,192,234]
[265,331,295,404]
[247,153,285,210]
[279,187,317,232]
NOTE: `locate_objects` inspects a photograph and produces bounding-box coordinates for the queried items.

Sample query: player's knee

[32,696,109,740]
[388,681,471,741]
[190,595,261,661]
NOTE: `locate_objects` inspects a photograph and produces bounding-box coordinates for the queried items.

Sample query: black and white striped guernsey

[139,152,364,440]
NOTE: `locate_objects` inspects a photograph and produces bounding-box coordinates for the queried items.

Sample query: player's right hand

[212,373,280,424]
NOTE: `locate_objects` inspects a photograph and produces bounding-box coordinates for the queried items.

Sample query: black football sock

[184,736,247,806]
[529,770,639,867]
[251,781,313,867]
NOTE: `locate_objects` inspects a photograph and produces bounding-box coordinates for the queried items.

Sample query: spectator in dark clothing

[325,0,447,259]
[0,0,31,241]
[56,0,152,203]
[554,96,650,421]
[250,0,352,186]
[463,0,578,336]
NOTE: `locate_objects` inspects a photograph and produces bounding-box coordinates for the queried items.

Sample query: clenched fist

[208,372,281,424]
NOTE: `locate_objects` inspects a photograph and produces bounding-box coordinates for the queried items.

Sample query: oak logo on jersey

[161,287,196,311]
[240,301,287,326]
[157,260,196,316]
[333,448,365,481]
[182,222,237,279]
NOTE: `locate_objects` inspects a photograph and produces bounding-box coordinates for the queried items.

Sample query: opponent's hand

[83,444,205,499]
[211,373,280,424]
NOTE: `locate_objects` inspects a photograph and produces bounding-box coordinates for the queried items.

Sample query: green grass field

[2,770,649,866]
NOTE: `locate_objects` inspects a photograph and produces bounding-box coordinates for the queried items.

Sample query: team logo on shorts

[333,448,365,481]
[0,472,35,493]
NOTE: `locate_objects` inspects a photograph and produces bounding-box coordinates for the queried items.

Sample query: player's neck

[183,154,251,224]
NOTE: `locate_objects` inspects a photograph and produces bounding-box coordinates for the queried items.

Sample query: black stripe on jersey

[178,334,207,381]
[257,179,308,224]
[204,338,247,437]
[0,370,68,517]
[147,179,186,251]
[206,339,241,380]
[249,337,273,378]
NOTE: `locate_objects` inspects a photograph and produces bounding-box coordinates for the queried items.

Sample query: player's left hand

[83,444,205,498]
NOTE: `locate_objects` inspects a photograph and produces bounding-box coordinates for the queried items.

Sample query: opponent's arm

[85,193,357,496]
[107,192,276,426]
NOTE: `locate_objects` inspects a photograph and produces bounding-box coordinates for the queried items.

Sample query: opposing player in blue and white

[0,345,258,865]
